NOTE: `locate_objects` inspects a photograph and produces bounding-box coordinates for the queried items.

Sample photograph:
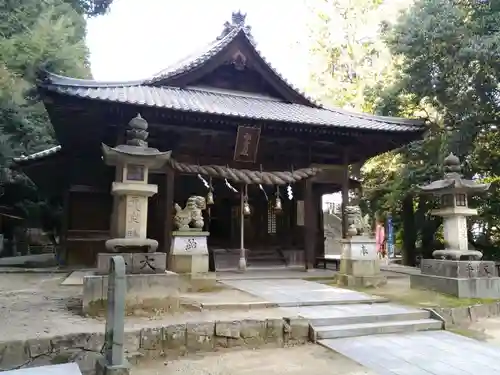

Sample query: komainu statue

[174,196,207,231]
[345,205,372,236]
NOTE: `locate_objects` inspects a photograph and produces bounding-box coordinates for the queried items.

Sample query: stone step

[310,309,431,327]
[314,319,442,340]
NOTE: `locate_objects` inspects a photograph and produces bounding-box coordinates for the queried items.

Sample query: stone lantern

[419,153,490,260]
[410,153,500,298]
[98,114,172,274]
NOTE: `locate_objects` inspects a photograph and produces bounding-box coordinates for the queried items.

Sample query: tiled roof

[37,14,425,133]
[144,25,320,108]
[43,82,423,132]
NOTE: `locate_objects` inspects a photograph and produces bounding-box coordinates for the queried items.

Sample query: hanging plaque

[233,126,261,163]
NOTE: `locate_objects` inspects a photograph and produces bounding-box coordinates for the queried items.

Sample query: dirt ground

[467,316,500,345]
[0,272,288,341]
[132,345,376,375]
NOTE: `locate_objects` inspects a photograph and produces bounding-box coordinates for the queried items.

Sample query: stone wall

[0,318,310,374]
[433,302,500,326]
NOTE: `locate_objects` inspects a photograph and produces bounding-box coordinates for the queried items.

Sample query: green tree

[305,0,406,111]
[367,0,500,261]
[306,0,500,263]
[0,0,113,253]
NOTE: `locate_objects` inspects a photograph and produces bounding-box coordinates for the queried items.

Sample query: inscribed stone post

[95,256,130,375]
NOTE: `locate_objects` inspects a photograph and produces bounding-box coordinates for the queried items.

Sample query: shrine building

[13,12,426,270]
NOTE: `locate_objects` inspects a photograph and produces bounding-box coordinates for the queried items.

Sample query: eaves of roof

[40,83,424,132]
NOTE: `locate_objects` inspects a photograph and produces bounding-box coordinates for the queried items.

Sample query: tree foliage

[0,0,113,248]
[307,0,500,263]
[306,0,387,111]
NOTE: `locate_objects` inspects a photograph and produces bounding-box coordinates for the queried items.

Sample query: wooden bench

[315,255,340,270]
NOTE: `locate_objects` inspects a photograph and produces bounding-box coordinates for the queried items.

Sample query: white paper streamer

[287,184,293,200]
[259,184,269,201]
[197,174,210,189]
[225,178,238,193]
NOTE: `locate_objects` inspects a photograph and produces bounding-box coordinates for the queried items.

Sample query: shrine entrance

[13,12,426,269]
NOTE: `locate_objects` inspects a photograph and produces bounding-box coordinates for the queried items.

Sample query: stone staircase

[307,304,442,341]
[246,248,287,267]
[281,303,442,343]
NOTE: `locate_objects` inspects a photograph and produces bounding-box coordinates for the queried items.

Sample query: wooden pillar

[163,166,175,266]
[60,187,70,265]
[341,151,349,238]
[315,186,325,258]
[304,179,316,270]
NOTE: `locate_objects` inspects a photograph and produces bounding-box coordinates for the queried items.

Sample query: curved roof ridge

[239,27,322,108]
[323,105,425,126]
[144,25,243,85]
[39,70,145,88]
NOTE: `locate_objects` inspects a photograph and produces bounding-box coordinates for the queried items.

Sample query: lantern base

[432,249,483,260]
[337,236,386,288]
[411,259,500,298]
[238,248,247,271]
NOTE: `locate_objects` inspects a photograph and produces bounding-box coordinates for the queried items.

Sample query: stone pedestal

[169,231,216,291]
[96,252,166,275]
[82,272,180,314]
[95,357,130,375]
[410,259,500,298]
[337,236,386,288]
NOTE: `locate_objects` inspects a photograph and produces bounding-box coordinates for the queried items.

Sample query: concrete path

[220,279,385,306]
[223,278,500,375]
[321,330,500,375]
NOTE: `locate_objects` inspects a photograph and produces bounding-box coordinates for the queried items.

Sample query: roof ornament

[217,11,253,41]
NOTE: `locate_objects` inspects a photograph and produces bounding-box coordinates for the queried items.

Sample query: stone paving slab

[217,268,337,280]
[321,330,500,375]
[281,303,424,320]
[221,279,385,305]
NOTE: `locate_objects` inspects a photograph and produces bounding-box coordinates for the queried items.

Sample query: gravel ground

[133,345,376,375]
[468,316,500,345]
[0,273,289,342]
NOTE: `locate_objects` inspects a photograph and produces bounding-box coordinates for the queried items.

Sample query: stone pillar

[98,168,166,274]
[95,256,130,375]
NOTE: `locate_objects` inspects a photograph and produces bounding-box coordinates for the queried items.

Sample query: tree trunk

[401,194,416,266]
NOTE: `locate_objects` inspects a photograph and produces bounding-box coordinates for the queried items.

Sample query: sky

[86,0,311,90]
[85,0,340,206]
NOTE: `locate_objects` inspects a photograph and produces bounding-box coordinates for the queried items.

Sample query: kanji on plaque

[233,126,261,163]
